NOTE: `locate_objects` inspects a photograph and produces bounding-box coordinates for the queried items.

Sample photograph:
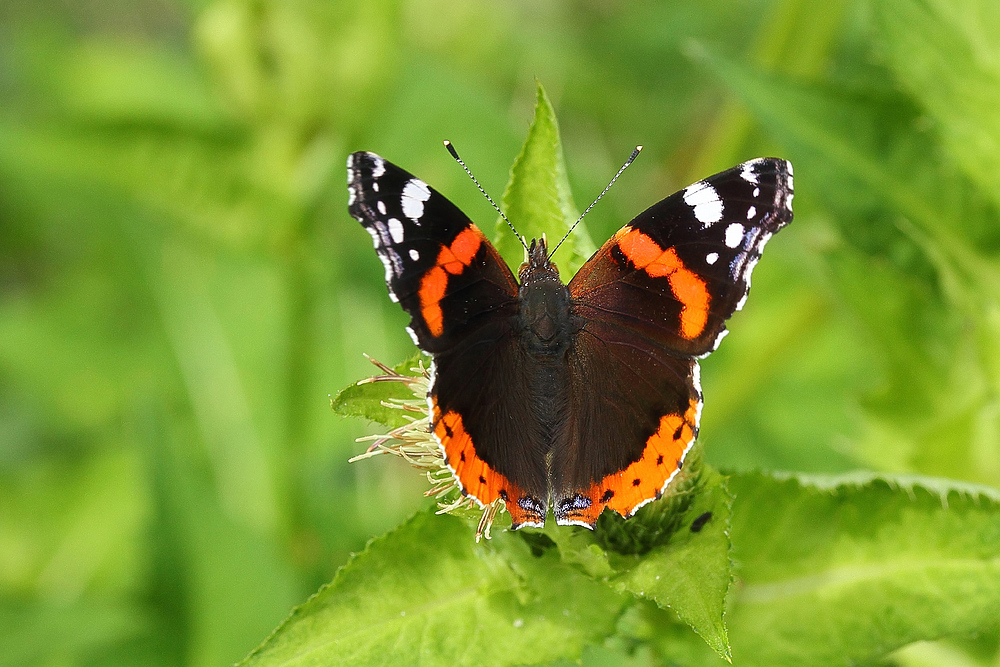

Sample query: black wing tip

[347,151,391,217]
[735,156,792,182]
[347,149,380,162]
[736,156,794,226]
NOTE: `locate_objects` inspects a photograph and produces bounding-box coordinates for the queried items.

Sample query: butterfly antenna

[444,140,528,252]
[549,145,642,259]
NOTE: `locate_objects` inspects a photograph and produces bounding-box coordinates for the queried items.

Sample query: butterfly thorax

[517,239,574,355]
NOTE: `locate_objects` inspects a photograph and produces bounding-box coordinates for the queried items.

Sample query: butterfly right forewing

[568,157,794,357]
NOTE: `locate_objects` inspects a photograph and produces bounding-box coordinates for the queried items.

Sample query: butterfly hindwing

[553,320,701,525]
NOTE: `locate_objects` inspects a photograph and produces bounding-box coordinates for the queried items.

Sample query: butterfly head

[519,237,560,286]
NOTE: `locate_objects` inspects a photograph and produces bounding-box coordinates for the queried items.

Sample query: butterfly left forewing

[348,151,520,352]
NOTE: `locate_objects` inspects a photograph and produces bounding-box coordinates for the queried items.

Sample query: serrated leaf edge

[767,470,1000,506]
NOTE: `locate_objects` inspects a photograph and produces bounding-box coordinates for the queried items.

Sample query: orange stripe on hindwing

[558,399,700,526]
[431,400,544,528]
[419,227,484,336]
[614,227,711,339]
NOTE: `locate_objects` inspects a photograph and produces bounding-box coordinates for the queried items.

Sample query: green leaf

[726,472,1000,666]
[542,448,734,662]
[694,46,948,234]
[330,353,426,429]
[494,80,595,279]
[240,511,628,667]
[614,601,731,667]
[873,0,1000,208]
[609,465,733,662]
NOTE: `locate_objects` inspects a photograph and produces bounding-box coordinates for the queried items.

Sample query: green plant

[5,1,1000,665]
[242,82,1000,667]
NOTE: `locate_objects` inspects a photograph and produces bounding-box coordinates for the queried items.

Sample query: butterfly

[347,149,793,529]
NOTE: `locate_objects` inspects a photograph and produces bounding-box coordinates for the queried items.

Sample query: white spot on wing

[698,328,728,357]
[405,326,420,346]
[348,186,356,206]
[736,259,758,311]
[706,252,719,265]
[346,166,354,184]
[368,243,396,296]
[402,178,432,222]
[377,201,387,215]
[388,218,404,244]
[377,248,403,300]
[735,231,772,311]
[683,182,724,225]
[372,181,379,192]
[746,205,756,220]
[753,187,760,198]
[692,361,702,397]
[785,193,794,211]
[788,174,794,191]
[370,154,385,179]
[364,224,401,302]
[409,248,420,261]
[725,223,744,248]
[740,160,760,184]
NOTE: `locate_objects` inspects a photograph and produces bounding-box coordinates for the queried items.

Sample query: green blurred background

[3,0,999,665]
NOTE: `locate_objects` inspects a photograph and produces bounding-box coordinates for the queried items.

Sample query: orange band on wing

[614,227,711,339]
[419,227,484,337]
[431,400,544,528]
[419,267,449,336]
[558,399,700,526]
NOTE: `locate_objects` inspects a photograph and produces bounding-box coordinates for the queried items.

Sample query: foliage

[3,0,1000,666]
[726,473,1000,666]
[494,80,595,278]
[330,353,425,429]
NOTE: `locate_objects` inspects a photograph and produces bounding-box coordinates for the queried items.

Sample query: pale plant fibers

[348,356,505,541]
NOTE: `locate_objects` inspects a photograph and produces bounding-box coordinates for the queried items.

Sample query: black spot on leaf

[690,511,712,533]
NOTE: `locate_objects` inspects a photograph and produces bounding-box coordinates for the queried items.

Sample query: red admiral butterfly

[348,149,793,529]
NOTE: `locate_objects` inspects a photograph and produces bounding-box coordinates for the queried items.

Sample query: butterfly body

[347,150,793,529]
